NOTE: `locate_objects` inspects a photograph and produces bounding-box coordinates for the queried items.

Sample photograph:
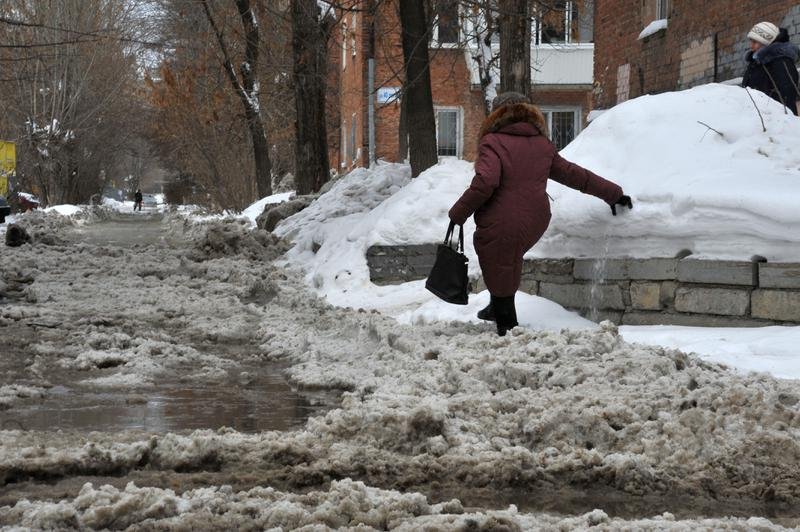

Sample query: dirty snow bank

[0,216,288,402]
[273,160,588,330]
[241,191,295,225]
[3,213,800,525]
[5,309,800,511]
[2,478,791,531]
[279,85,800,272]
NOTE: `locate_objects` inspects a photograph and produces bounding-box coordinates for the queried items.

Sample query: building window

[433,0,460,46]
[435,107,462,157]
[533,0,593,45]
[540,107,581,150]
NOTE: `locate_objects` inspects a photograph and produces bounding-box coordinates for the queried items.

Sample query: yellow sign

[0,141,15,197]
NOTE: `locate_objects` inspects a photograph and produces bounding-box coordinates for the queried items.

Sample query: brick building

[330,1,597,171]
[593,0,800,109]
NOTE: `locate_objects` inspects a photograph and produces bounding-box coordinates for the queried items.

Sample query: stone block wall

[366,244,800,326]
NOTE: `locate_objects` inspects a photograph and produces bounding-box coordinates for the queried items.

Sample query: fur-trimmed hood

[747,41,800,65]
[479,103,548,140]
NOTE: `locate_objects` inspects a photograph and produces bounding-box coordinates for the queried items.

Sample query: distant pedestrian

[448,92,631,336]
[742,22,800,116]
[134,189,143,211]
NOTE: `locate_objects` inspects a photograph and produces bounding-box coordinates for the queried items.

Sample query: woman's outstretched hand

[611,195,633,216]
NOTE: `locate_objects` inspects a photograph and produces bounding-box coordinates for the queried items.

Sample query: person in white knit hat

[742,22,799,115]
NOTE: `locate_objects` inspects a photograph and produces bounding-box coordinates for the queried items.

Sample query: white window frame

[532,1,593,47]
[434,106,463,158]
[432,3,461,48]
[539,106,582,150]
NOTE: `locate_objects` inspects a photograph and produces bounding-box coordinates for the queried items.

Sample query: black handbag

[425,221,469,305]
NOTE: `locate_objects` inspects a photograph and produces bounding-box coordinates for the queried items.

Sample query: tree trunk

[398,0,438,178]
[291,0,333,195]
[202,0,272,198]
[498,0,531,97]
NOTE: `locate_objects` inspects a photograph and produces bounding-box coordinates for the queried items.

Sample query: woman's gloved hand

[611,195,633,216]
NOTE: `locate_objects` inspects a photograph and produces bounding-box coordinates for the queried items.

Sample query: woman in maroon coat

[449,92,632,336]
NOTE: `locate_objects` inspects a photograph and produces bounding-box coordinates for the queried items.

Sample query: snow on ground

[2,209,800,528]
[398,286,594,331]
[268,83,800,379]
[101,196,134,211]
[621,325,800,380]
[241,191,295,226]
[4,84,800,527]
[545,84,800,261]
[43,204,83,216]
[281,84,800,270]
[2,479,792,530]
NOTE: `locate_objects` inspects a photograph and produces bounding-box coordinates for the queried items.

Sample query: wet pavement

[2,367,335,434]
[1,213,338,434]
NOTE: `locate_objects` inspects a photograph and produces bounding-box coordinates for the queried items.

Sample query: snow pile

[101,197,134,211]
[241,191,295,226]
[280,84,800,270]
[186,219,288,262]
[545,84,800,260]
[271,84,800,331]
[275,160,588,330]
[2,479,791,530]
[44,204,83,217]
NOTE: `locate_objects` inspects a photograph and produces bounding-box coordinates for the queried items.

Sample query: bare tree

[498,0,531,97]
[201,0,272,198]
[0,0,150,205]
[462,0,500,113]
[399,0,438,178]
[291,0,335,195]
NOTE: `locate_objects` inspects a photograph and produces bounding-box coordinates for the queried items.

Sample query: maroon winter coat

[449,103,623,297]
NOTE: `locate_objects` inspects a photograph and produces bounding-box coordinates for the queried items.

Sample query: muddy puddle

[2,215,340,434]
[65,213,173,248]
[2,368,338,433]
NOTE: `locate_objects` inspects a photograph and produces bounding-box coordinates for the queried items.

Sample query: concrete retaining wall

[366,245,800,326]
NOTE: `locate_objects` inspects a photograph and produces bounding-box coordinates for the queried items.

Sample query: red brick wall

[371,2,486,162]
[335,7,368,172]
[332,0,599,168]
[594,1,800,109]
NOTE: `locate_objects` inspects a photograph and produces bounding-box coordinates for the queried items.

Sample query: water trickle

[588,235,612,322]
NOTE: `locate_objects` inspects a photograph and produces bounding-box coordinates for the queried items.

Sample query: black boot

[491,295,518,336]
[477,303,495,322]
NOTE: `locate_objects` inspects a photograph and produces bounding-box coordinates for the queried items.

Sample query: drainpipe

[368,58,376,167]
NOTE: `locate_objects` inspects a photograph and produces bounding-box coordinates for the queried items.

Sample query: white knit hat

[748,22,779,45]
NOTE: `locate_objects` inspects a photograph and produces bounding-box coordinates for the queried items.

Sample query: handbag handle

[444,221,464,252]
